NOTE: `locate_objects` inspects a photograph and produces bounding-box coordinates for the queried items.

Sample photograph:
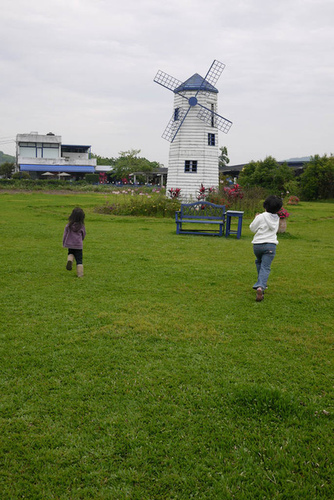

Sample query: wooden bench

[175,201,226,236]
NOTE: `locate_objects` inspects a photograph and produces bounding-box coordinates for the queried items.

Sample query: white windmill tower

[154,60,232,200]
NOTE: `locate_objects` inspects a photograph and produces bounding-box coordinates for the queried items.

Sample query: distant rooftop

[220,158,310,177]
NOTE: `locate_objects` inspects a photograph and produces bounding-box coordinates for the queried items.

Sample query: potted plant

[277,207,290,233]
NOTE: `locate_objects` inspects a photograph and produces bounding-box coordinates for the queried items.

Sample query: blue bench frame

[175,201,226,236]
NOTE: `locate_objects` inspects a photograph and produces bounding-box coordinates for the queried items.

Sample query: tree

[238,160,257,185]
[0,162,15,178]
[273,162,295,193]
[300,154,334,200]
[112,149,156,181]
[238,156,293,193]
[91,154,116,167]
[219,146,230,168]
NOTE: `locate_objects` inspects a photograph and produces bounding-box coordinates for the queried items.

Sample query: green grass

[0,192,333,499]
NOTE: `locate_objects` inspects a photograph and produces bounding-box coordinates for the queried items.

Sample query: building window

[19,142,36,147]
[185,160,197,173]
[18,142,37,159]
[62,146,89,154]
[174,108,180,121]
[208,133,215,146]
[19,141,59,159]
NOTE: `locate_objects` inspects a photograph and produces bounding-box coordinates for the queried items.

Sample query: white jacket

[249,212,280,244]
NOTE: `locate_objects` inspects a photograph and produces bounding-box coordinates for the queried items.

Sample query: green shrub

[0,161,15,178]
[283,178,301,198]
[0,179,167,195]
[12,171,30,179]
[95,192,181,217]
[85,173,100,184]
[94,185,268,219]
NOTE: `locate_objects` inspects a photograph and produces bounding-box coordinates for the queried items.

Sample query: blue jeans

[252,243,276,290]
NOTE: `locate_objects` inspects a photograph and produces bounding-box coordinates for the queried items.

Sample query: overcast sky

[1,0,333,166]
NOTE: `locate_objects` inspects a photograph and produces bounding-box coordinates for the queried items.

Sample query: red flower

[277,207,290,219]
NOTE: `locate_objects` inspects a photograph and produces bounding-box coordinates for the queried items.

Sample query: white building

[16,132,96,178]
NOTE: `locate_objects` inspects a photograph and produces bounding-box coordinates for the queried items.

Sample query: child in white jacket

[249,195,283,302]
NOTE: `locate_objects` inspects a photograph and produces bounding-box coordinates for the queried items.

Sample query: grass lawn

[0,192,333,499]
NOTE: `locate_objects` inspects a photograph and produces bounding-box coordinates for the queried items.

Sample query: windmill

[154,60,232,200]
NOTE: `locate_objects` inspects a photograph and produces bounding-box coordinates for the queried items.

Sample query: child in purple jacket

[63,207,86,277]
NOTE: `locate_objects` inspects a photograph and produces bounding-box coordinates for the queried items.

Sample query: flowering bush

[277,207,290,219]
[93,183,267,218]
[197,184,216,201]
[99,173,107,184]
[199,183,244,208]
[287,195,300,205]
[197,184,206,201]
[202,184,266,216]
[223,183,244,201]
[168,187,181,199]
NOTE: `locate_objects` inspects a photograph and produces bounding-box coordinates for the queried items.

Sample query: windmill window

[211,104,215,127]
[208,133,216,146]
[184,160,197,173]
[174,108,180,121]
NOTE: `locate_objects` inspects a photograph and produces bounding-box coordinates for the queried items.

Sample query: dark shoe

[256,287,264,302]
[66,260,73,271]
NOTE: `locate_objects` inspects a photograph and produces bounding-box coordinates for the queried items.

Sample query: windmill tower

[154,60,232,200]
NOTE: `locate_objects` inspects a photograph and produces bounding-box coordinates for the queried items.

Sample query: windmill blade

[154,70,183,92]
[170,106,193,142]
[194,60,226,99]
[193,59,226,99]
[197,106,232,134]
[161,107,189,142]
[204,60,225,87]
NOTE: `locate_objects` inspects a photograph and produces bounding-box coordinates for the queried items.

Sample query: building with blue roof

[16,132,96,179]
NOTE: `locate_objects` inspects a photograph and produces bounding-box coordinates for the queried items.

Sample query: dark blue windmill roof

[174,73,218,93]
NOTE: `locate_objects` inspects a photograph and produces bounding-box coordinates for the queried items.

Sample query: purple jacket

[63,223,86,249]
